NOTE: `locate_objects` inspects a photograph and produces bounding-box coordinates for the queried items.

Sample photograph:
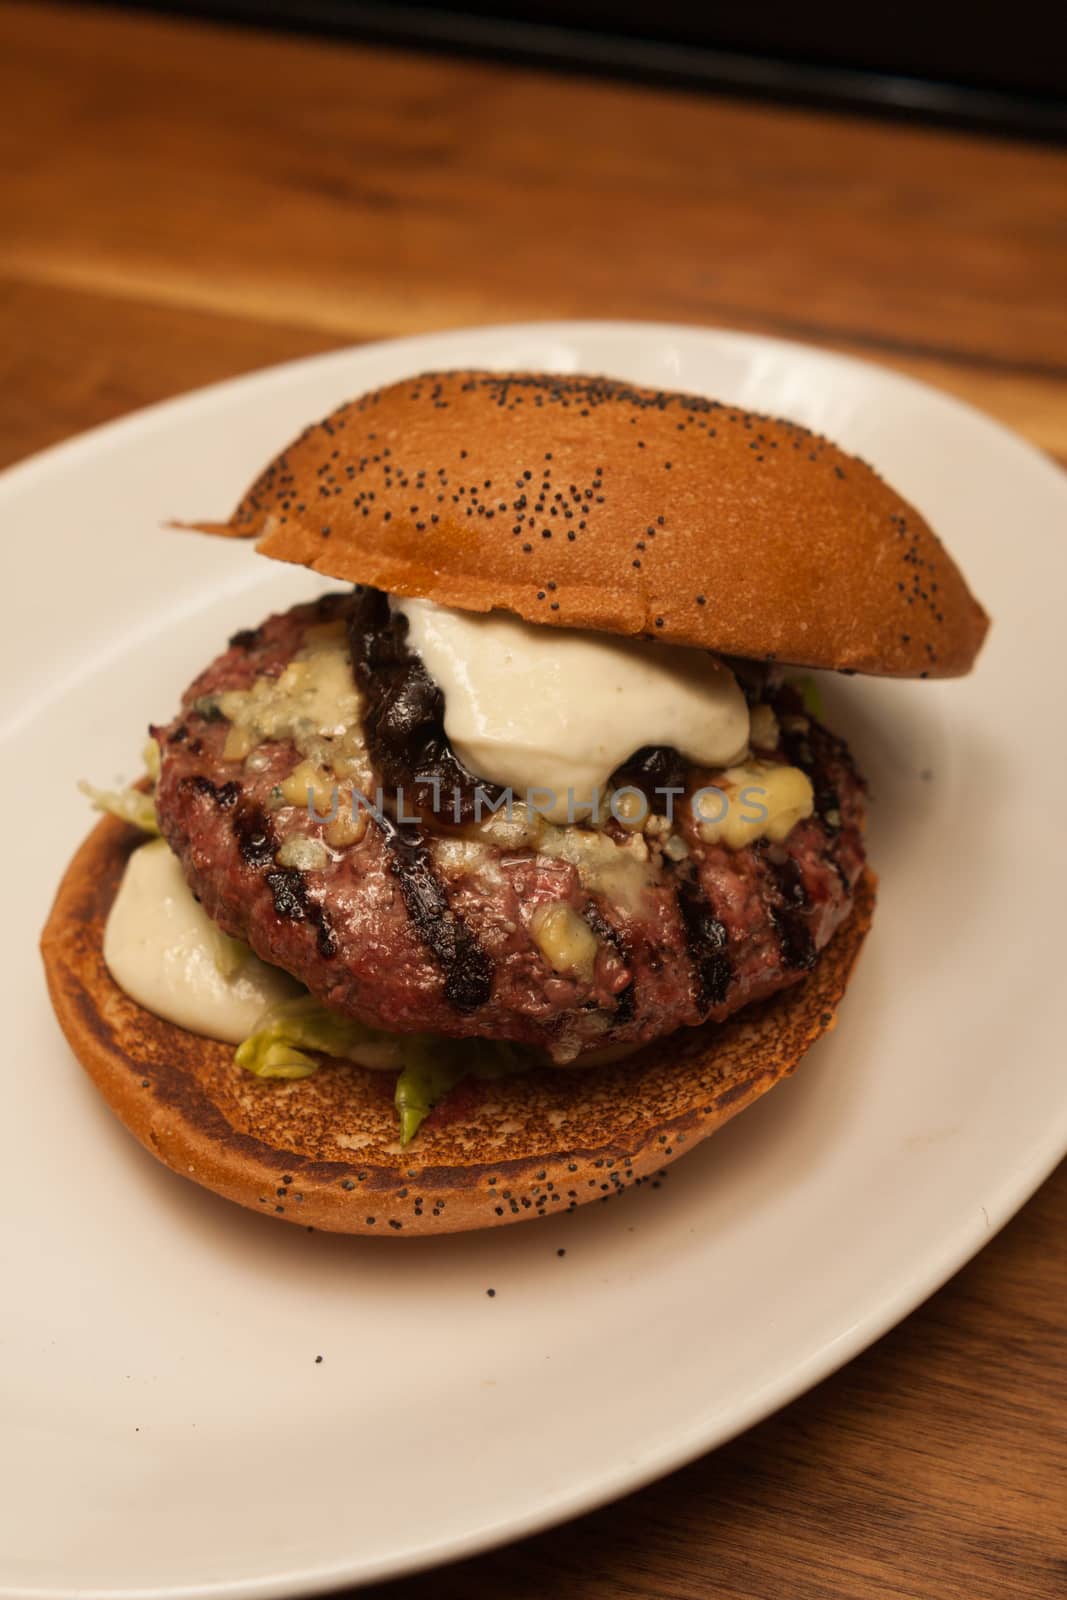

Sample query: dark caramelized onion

[347,586,504,826]
[610,745,687,809]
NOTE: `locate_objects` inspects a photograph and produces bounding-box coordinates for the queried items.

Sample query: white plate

[3,322,1065,1599]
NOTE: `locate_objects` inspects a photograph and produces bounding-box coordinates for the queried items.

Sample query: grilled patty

[153,593,867,1060]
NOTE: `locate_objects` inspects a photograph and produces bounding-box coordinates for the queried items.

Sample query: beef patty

[152,592,867,1061]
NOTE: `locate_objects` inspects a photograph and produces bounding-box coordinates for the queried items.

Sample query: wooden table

[4,5,1065,1595]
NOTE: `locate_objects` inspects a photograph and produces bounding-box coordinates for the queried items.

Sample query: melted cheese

[202,621,372,789]
[694,761,814,850]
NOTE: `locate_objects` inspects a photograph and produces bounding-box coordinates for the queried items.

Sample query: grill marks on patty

[233,803,274,868]
[675,880,734,1014]
[583,902,636,1023]
[671,690,848,1005]
[376,812,494,1013]
[179,774,240,809]
[344,583,843,1021]
[243,802,338,959]
[347,587,496,1010]
[264,866,338,959]
[154,595,867,1053]
[183,782,339,960]
[184,593,497,1012]
[763,854,817,972]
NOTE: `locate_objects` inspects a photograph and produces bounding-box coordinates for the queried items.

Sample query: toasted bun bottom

[40,818,875,1236]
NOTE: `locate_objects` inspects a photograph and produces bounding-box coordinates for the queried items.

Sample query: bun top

[191,370,989,677]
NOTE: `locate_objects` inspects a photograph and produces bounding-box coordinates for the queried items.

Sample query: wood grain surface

[3,4,1065,1596]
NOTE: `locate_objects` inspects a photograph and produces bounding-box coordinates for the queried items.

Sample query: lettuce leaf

[236,997,532,1143]
[80,738,162,834]
[394,1036,530,1145]
[78,779,159,835]
[235,996,392,1081]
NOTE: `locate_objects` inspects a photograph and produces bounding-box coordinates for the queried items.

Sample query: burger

[40,371,989,1234]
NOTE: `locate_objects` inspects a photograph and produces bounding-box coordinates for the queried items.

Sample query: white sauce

[104,839,301,1044]
[105,840,404,1067]
[392,597,750,822]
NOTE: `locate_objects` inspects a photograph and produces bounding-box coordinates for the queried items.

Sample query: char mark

[180,774,239,809]
[233,802,275,867]
[584,902,635,1023]
[766,855,816,971]
[265,868,338,958]
[228,625,263,651]
[610,745,687,812]
[377,812,494,1012]
[229,802,337,956]
[676,880,733,1014]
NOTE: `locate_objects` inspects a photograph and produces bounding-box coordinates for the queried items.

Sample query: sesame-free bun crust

[192,370,988,678]
[41,817,875,1236]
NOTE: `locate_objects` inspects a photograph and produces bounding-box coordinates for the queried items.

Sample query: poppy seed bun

[190,370,988,678]
[41,815,875,1236]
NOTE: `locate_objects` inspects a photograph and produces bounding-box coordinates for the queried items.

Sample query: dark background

[80,0,1067,139]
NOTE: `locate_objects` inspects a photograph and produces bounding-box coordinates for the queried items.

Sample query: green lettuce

[236,997,532,1143]
[142,737,161,783]
[235,996,391,1081]
[80,738,162,834]
[79,779,159,835]
[394,1037,529,1144]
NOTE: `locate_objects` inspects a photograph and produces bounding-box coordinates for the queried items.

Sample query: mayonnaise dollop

[392,597,750,822]
[104,838,301,1043]
[105,840,403,1067]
